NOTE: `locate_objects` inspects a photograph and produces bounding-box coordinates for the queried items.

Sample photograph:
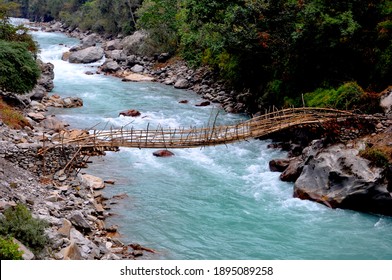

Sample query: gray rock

[174,78,190,89]
[13,238,35,260]
[107,50,127,61]
[104,39,122,51]
[69,228,100,259]
[81,33,100,48]
[39,117,68,131]
[120,30,149,56]
[101,60,121,73]
[69,212,92,232]
[69,46,104,64]
[294,143,392,215]
[131,64,144,73]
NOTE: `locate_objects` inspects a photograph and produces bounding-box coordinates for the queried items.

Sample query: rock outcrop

[293,140,392,216]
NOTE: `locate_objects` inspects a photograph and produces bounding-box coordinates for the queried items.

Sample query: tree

[0,40,40,93]
[0,1,39,94]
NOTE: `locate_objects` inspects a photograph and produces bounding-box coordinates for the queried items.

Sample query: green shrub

[359,147,390,168]
[0,40,40,94]
[0,237,23,260]
[303,82,364,110]
[0,204,48,253]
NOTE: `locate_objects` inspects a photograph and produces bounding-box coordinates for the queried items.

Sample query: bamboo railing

[54,107,362,150]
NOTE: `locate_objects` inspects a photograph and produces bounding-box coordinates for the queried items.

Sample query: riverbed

[33,30,392,260]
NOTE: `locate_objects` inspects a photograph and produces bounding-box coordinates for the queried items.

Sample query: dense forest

[4,0,392,111]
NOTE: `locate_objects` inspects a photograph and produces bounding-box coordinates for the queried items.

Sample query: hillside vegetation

[1,1,39,94]
[5,0,392,111]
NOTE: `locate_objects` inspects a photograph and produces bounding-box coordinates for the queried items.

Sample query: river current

[33,30,392,260]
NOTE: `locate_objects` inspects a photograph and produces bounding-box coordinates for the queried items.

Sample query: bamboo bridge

[36,107,381,175]
[48,107,375,151]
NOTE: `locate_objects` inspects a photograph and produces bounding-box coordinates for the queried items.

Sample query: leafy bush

[0,237,23,260]
[359,147,390,168]
[0,204,49,253]
[304,82,365,110]
[0,40,40,94]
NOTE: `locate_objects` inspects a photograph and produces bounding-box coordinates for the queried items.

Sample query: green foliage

[4,0,392,110]
[136,0,179,53]
[0,237,23,260]
[0,204,49,252]
[0,40,40,94]
[359,147,390,168]
[303,82,365,110]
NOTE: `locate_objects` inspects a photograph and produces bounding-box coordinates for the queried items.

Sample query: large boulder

[69,46,104,64]
[120,31,149,56]
[294,142,392,215]
[81,33,100,48]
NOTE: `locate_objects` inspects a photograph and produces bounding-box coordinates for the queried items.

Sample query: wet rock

[269,159,290,172]
[119,109,141,117]
[63,97,83,108]
[153,150,175,157]
[280,157,304,182]
[195,101,211,107]
[69,46,104,64]
[62,52,71,61]
[179,100,189,104]
[294,143,392,215]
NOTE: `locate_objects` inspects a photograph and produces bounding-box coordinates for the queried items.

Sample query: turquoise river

[33,29,392,260]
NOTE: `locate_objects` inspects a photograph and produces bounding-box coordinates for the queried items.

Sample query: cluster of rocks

[38,21,251,114]
[268,109,392,216]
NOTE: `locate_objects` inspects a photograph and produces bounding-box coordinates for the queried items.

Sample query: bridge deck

[54,107,364,150]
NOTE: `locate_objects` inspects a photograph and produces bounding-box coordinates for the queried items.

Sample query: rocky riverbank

[1,56,154,260]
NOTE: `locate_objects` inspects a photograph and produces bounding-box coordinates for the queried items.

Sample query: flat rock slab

[122,73,155,82]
